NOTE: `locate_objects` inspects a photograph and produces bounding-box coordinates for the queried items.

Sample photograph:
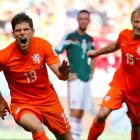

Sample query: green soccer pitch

[0,129,130,140]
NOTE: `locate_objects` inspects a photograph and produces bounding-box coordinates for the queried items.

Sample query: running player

[87,7,140,140]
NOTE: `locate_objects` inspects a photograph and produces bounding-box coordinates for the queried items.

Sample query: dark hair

[11,12,33,31]
[131,7,140,21]
[77,9,90,17]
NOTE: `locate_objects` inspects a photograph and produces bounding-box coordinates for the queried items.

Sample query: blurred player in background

[0,12,73,140]
[87,7,140,140]
[55,10,95,140]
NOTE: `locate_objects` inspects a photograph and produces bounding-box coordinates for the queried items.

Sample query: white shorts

[67,79,94,114]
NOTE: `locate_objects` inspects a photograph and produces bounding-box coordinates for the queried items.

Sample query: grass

[0,129,130,140]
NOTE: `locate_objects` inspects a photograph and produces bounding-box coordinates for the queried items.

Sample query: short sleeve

[116,30,127,45]
[0,51,4,71]
[43,40,60,65]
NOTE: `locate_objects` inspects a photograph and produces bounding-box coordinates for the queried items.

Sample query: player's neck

[77,29,86,35]
[132,32,140,40]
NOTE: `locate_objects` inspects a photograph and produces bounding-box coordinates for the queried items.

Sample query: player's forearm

[49,62,69,81]
[96,42,119,56]
[90,58,96,78]
[0,92,5,103]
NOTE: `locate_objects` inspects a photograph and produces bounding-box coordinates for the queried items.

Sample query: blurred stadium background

[0,0,140,139]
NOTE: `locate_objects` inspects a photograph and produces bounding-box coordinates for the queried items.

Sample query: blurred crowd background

[0,0,140,139]
[0,0,140,71]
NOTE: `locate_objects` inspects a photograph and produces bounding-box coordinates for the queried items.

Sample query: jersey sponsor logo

[31,53,41,64]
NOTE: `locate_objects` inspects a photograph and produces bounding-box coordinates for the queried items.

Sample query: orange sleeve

[0,51,5,72]
[116,30,123,45]
[117,29,131,46]
[43,40,60,65]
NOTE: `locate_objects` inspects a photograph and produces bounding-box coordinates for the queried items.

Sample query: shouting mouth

[20,38,27,44]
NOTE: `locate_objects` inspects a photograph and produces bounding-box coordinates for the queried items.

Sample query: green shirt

[56,31,94,81]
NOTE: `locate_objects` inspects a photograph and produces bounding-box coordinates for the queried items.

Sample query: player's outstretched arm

[49,60,70,81]
[87,42,120,58]
[0,92,10,120]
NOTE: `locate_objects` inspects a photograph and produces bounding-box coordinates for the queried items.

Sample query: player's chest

[6,51,44,72]
[121,41,140,66]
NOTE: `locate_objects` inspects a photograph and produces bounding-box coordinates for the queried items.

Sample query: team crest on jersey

[137,47,140,55]
[32,53,41,64]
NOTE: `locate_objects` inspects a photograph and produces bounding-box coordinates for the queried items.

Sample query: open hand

[58,60,70,80]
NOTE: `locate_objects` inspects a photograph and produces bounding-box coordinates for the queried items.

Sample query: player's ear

[32,29,35,35]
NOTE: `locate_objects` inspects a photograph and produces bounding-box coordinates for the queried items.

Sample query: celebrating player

[0,12,73,140]
[87,7,140,140]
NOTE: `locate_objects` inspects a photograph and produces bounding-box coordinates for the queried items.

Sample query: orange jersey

[109,66,125,89]
[118,30,140,91]
[110,29,140,104]
[0,37,60,106]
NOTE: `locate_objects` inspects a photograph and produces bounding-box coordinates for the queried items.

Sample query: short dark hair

[11,12,33,31]
[77,9,90,17]
[131,7,140,21]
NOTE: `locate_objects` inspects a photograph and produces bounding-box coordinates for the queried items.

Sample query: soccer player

[87,7,140,140]
[55,10,95,140]
[0,12,73,140]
